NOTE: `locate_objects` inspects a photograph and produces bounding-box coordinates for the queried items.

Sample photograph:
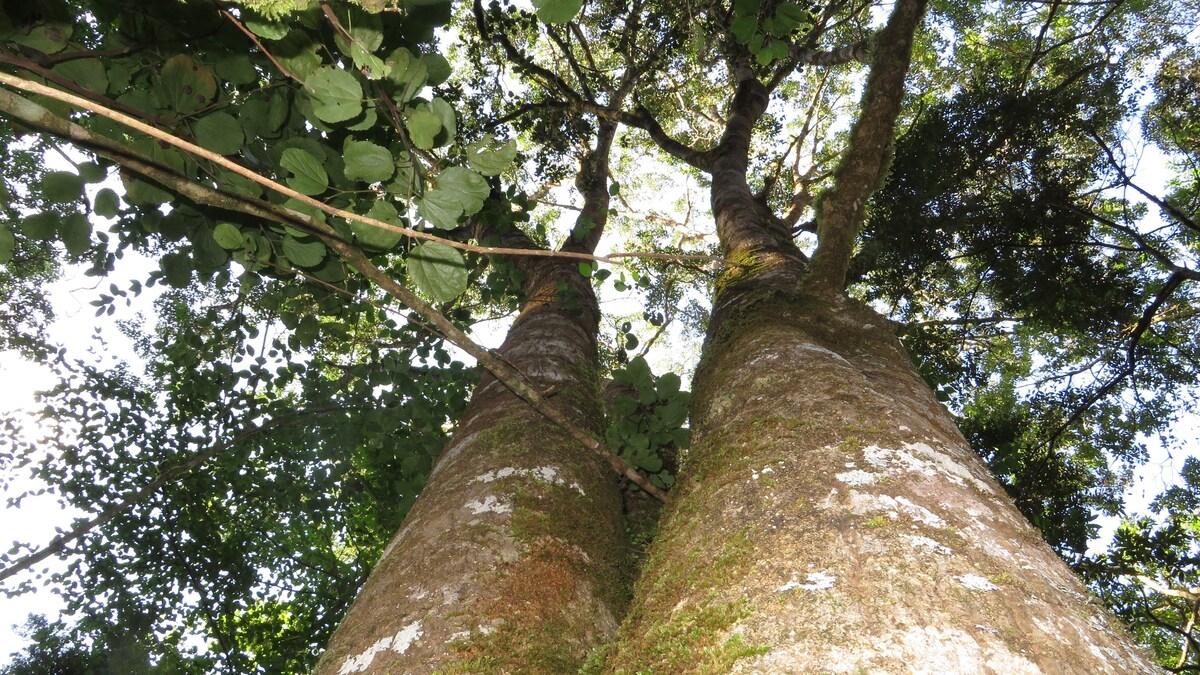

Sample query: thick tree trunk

[605,273,1160,672]
[316,260,627,674]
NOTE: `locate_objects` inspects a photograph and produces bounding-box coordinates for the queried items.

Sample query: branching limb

[807,0,928,294]
[620,103,713,171]
[0,73,723,268]
[0,78,670,510]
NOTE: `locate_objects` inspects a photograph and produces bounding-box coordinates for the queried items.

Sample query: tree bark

[317,125,627,673]
[316,254,628,674]
[605,278,1161,672]
[601,0,1158,666]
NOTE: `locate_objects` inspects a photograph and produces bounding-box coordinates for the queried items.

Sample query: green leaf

[733,0,761,15]
[343,140,395,183]
[280,148,329,195]
[351,43,390,80]
[776,2,809,28]
[408,241,467,302]
[20,213,57,240]
[213,223,244,249]
[352,201,405,250]
[77,162,106,183]
[416,189,462,229]
[41,171,84,203]
[121,175,172,206]
[334,6,384,54]
[386,48,429,101]
[9,22,71,54]
[282,235,326,267]
[193,231,229,268]
[266,91,290,133]
[60,212,91,255]
[92,188,121,218]
[277,37,322,81]
[244,15,289,40]
[423,53,451,86]
[214,53,259,85]
[347,107,379,131]
[634,451,663,473]
[161,252,193,288]
[406,107,442,150]
[531,0,584,24]
[465,135,517,176]
[731,15,758,43]
[52,58,108,95]
[436,167,489,214]
[158,54,217,115]
[0,225,13,264]
[193,112,244,155]
[305,67,364,123]
[430,98,456,146]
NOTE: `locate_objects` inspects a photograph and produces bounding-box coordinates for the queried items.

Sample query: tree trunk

[605,273,1160,672]
[316,259,627,674]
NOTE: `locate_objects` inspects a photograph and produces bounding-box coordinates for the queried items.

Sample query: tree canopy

[1,0,1199,671]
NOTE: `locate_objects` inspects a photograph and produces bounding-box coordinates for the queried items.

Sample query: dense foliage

[1,0,1198,670]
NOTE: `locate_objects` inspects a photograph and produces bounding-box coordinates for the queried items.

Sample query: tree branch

[0,77,670,507]
[807,0,928,294]
[0,72,723,268]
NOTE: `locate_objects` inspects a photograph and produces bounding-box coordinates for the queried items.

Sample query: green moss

[600,527,761,672]
[429,373,628,673]
[641,598,766,672]
[863,515,890,528]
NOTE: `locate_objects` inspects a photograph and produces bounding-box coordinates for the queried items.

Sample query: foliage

[1085,458,1200,670]
[1,0,1199,669]
[604,357,690,490]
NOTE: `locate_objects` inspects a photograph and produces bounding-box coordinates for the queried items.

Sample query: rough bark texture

[604,281,1160,672]
[316,259,627,674]
[601,0,1157,665]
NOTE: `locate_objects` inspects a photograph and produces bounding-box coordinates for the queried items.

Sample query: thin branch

[0,79,669,504]
[1040,271,1191,452]
[1089,128,1200,234]
[620,103,713,171]
[0,72,726,268]
[218,8,300,82]
[0,410,321,582]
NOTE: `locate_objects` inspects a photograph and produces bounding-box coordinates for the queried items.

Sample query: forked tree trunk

[315,260,626,675]
[604,273,1160,673]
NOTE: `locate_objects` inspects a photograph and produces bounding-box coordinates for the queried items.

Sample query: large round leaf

[194,112,244,155]
[280,148,329,195]
[343,140,395,183]
[305,67,364,123]
[531,0,584,23]
[408,241,467,302]
[352,201,405,250]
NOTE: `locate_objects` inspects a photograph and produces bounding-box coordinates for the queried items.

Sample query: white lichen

[862,442,994,494]
[339,621,423,674]
[777,572,837,592]
[464,495,511,515]
[471,465,585,495]
[956,574,1000,591]
[902,534,952,555]
[835,469,879,486]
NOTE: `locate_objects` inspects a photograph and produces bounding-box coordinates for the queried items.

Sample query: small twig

[0,411,320,583]
[219,8,301,82]
[0,79,670,504]
[0,72,730,269]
